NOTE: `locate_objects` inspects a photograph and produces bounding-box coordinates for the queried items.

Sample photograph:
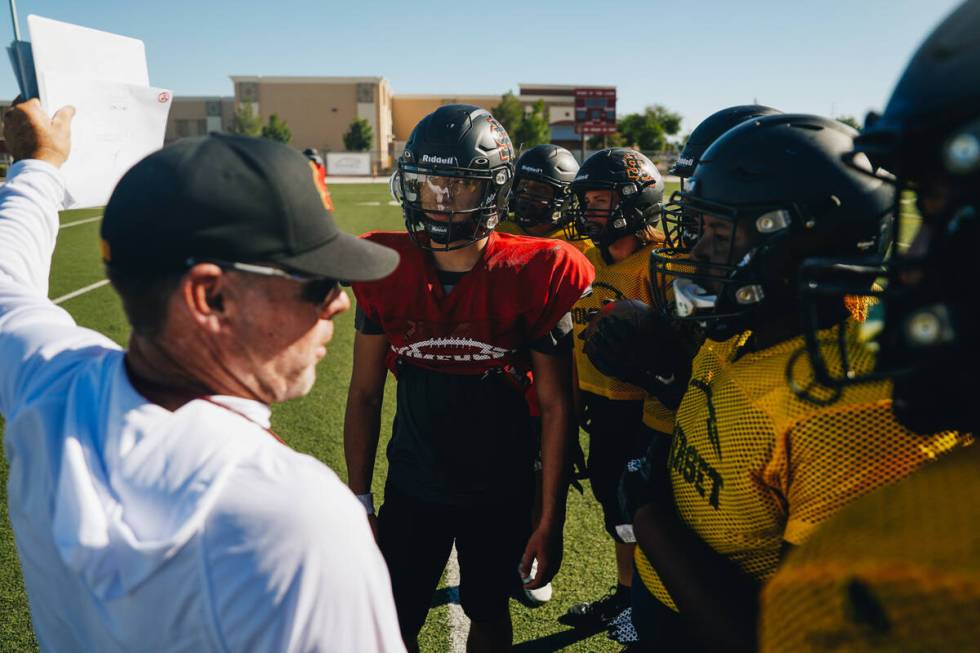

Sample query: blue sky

[1,0,963,133]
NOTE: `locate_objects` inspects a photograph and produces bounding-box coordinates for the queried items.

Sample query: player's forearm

[537,398,572,526]
[0,161,66,295]
[633,502,759,652]
[342,391,384,495]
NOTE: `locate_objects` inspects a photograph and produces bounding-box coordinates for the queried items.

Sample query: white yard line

[60,216,102,229]
[52,279,109,304]
[445,544,469,653]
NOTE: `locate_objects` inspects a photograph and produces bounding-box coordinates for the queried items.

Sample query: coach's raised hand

[3,98,74,167]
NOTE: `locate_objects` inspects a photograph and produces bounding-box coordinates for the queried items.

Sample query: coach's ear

[181,263,227,332]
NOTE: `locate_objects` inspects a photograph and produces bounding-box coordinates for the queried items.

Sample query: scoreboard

[574,88,617,135]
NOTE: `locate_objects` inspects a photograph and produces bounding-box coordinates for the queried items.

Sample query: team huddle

[0,2,977,652]
[341,2,979,650]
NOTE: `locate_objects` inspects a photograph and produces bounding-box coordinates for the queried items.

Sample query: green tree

[491,91,524,138]
[647,104,683,136]
[615,104,683,151]
[228,103,262,137]
[836,115,862,131]
[618,112,666,151]
[343,118,373,152]
[514,100,551,150]
[261,113,292,144]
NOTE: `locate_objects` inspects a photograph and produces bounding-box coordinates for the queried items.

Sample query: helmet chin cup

[673,278,718,317]
[414,208,497,250]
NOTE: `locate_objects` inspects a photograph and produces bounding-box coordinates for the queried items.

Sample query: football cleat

[559,586,630,628]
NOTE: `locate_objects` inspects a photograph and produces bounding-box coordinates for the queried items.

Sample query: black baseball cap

[101,133,398,281]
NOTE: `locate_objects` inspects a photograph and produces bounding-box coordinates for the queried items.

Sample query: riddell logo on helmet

[521,165,544,174]
[676,157,695,167]
[421,154,458,166]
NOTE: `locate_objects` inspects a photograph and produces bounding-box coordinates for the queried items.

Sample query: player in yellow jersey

[557,148,668,629]
[761,2,980,650]
[619,113,968,653]
[579,109,781,647]
[584,105,784,452]
[497,144,592,254]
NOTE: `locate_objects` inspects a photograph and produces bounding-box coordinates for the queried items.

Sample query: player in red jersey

[303,148,334,211]
[344,105,594,652]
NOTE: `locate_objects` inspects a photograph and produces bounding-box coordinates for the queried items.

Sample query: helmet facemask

[650,193,809,340]
[393,165,510,251]
[564,180,660,247]
[794,114,980,428]
[508,177,569,234]
[660,183,702,254]
[796,178,978,430]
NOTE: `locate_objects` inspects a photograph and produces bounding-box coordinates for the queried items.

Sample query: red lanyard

[199,396,287,445]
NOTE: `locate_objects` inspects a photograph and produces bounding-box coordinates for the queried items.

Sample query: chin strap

[422,211,498,246]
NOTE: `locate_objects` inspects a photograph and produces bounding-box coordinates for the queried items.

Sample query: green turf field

[3,182,694,653]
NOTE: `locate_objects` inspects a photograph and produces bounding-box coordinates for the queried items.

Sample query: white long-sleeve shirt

[0,160,405,653]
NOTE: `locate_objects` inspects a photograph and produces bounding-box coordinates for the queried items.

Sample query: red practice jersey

[352,230,595,379]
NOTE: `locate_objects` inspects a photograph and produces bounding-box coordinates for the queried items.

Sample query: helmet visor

[402,172,489,215]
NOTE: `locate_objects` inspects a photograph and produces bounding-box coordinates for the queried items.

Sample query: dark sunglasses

[186,258,341,307]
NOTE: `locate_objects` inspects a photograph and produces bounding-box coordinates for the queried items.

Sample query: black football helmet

[662,105,782,253]
[392,104,515,251]
[797,0,980,432]
[506,144,579,233]
[650,114,894,342]
[564,148,664,248]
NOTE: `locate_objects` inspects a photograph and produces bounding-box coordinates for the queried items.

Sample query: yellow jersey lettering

[669,425,723,509]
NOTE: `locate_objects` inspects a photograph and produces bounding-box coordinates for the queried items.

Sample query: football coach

[0,100,406,652]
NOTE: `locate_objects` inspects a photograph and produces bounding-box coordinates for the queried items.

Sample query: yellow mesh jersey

[634,323,967,611]
[494,221,593,253]
[493,219,524,236]
[642,394,675,433]
[761,442,979,653]
[573,243,658,401]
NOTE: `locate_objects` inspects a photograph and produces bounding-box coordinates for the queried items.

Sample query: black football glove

[617,434,672,525]
[582,300,696,410]
[618,455,655,529]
